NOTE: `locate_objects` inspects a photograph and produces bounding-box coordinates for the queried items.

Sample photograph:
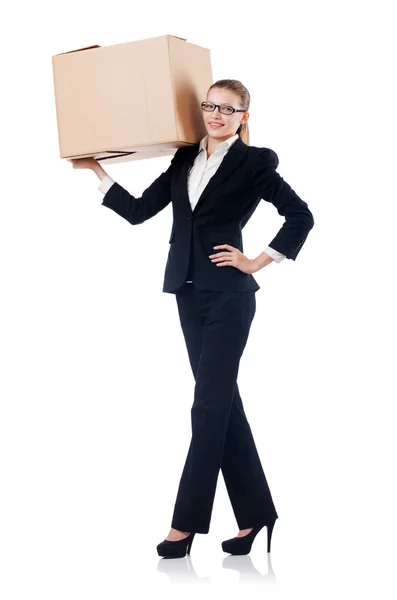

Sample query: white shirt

[98,134,286,282]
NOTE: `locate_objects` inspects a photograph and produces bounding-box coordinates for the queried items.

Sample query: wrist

[253,252,274,272]
[92,161,108,181]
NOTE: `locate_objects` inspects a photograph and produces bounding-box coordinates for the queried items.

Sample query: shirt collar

[199,134,239,155]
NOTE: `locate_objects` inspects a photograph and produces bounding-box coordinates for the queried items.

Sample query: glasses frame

[201,101,247,115]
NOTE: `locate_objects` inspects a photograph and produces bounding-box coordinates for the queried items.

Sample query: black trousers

[170,282,278,534]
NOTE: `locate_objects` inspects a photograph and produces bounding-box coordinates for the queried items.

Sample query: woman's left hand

[209,245,257,274]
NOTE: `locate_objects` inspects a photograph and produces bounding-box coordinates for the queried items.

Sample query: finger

[211,254,233,262]
[216,261,232,266]
[212,250,233,258]
[213,244,233,250]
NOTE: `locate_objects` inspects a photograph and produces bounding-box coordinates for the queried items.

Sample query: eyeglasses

[201,101,247,115]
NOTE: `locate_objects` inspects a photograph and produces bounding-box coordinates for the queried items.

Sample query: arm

[253,149,314,260]
[252,246,285,273]
[95,149,183,225]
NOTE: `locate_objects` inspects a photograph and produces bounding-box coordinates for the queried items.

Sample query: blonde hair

[207,79,251,145]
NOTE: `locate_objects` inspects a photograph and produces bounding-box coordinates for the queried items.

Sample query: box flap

[167,34,187,41]
[54,44,101,57]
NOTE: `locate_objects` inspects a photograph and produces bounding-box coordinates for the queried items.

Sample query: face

[202,87,249,141]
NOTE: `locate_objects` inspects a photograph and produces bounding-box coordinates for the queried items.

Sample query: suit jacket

[101,136,315,294]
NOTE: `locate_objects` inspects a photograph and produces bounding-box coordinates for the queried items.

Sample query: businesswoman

[68,79,314,559]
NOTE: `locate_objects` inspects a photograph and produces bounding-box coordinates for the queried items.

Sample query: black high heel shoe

[157,532,196,558]
[221,517,277,555]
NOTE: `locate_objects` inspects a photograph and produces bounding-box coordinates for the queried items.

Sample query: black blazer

[101,136,314,294]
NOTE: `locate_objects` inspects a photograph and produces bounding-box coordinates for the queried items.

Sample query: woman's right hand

[67,157,98,170]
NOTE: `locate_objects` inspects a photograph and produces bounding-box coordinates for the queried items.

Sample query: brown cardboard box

[51,34,213,164]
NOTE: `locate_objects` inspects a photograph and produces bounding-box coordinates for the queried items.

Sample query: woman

[68,79,314,559]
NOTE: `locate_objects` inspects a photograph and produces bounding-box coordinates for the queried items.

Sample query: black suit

[101,137,314,533]
[101,136,314,293]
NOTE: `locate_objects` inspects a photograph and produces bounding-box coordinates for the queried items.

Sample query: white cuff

[264,246,286,263]
[98,175,115,194]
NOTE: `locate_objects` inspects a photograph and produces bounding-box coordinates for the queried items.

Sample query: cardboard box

[51,34,213,164]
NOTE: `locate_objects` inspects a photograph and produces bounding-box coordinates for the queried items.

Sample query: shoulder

[172,144,199,167]
[174,144,199,158]
[248,145,279,169]
[171,146,187,162]
[167,146,192,174]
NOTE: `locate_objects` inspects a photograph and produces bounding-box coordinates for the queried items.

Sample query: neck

[206,133,238,156]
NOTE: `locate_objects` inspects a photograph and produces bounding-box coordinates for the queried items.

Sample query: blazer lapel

[178,137,248,215]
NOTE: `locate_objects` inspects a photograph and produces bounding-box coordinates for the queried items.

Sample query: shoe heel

[267,519,276,553]
[186,533,195,555]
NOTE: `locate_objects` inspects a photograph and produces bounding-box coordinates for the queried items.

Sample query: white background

[1,1,396,598]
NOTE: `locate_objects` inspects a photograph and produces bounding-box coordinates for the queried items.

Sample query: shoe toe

[221,538,236,553]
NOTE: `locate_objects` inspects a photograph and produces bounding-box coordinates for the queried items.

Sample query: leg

[171,286,257,533]
[173,284,278,532]
[221,382,278,530]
